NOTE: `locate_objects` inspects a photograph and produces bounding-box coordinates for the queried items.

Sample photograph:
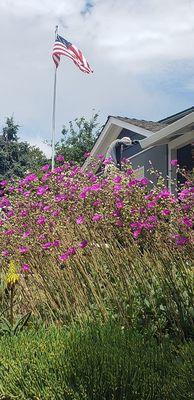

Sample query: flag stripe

[52,34,93,74]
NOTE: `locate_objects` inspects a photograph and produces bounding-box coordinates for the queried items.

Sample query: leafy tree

[0,117,47,180]
[56,113,101,164]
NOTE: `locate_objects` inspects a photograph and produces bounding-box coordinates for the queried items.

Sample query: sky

[0,0,194,157]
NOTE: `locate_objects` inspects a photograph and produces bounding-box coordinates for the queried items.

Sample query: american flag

[52,34,93,74]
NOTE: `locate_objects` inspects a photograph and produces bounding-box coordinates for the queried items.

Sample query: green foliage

[0,312,31,337]
[0,321,193,400]
[56,113,100,164]
[0,117,47,179]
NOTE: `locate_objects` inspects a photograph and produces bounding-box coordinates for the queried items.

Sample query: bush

[0,321,193,400]
[0,160,193,338]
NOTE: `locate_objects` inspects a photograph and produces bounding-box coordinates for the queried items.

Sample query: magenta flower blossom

[8,186,15,193]
[2,250,9,257]
[42,242,53,250]
[67,247,76,256]
[4,229,14,236]
[7,210,14,218]
[59,252,69,261]
[52,210,60,217]
[41,164,50,171]
[97,153,105,160]
[182,217,193,228]
[79,240,88,249]
[162,209,171,216]
[84,152,90,158]
[43,205,51,212]
[103,157,112,165]
[42,172,52,182]
[116,200,124,209]
[133,230,141,239]
[76,216,85,224]
[147,201,156,209]
[175,235,188,246]
[37,216,46,225]
[23,230,31,238]
[92,213,103,222]
[53,240,60,247]
[113,176,122,183]
[170,159,178,167]
[37,185,49,196]
[0,197,11,207]
[20,210,28,217]
[19,246,29,253]
[0,180,7,187]
[21,264,30,272]
[56,154,64,162]
[93,200,101,207]
[90,183,102,192]
[139,177,150,186]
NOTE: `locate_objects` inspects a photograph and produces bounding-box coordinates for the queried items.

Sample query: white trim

[83,116,154,169]
[140,112,194,149]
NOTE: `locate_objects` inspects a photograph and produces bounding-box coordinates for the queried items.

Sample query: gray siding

[116,128,168,184]
[129,145,168,185]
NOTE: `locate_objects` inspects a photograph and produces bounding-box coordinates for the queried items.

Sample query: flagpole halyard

[51,25,58,171]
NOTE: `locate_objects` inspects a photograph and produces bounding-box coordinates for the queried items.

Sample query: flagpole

[51,25,58,171]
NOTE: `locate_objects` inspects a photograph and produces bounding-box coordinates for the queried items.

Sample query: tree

[56,113,101,164]
[0,117,47,180]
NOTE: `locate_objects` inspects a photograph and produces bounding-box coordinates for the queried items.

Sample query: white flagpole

[51,25,58,171]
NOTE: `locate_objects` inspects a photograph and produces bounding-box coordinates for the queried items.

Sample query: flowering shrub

[0,158,193,336]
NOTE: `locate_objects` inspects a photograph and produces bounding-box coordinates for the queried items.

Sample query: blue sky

[0,0,194,156]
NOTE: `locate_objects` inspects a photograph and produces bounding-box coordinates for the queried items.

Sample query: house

[83,107,194,190]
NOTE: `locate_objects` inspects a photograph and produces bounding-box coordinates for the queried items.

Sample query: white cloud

[0,0,194,149]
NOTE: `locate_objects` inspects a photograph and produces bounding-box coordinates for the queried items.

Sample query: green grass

[0,321,193,400]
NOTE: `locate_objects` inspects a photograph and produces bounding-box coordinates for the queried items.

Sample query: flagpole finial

[55,25,58,34]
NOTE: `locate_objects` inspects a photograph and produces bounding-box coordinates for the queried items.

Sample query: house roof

[158,106,194,124]
[113,116,167,132]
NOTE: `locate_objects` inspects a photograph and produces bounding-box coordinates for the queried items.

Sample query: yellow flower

[6,260,20,286]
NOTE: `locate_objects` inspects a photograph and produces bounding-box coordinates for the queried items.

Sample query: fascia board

[140,112,194,149]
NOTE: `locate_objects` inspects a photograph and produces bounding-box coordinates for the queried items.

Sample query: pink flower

[139,177,150,186]
[76,216,85,225]
[175,235,188,246]
[182,217,193,228]
[67,247,76,256]
[53,240,60,247]
[2,250,9,257]
[19,246,29,254]
[56,154,64,162]
[42,242,53,250]
[21,264,30,272]
[133,230,141,239]
[84,152,90,158]
[42,172,52,182]
[59,252,69,261]
[37,185,49,196]
[162,209,171,216]
[0,180,7,187]
[116,200,124,209]
[41,164,50,171]
[93,200,101,207]
[37,216,46,225]
[7,210,14,218]
[52,210,60,217]
[170,159,178,166]
[4,229,14,236]
[103,157,112,165]
[92,213,103,222]
[79,240,88,249]
[126,169,133,176]
[97,153,104,160]
[23,230,31,238]
[20,210,28,217]
[113,176,122,183]
[147,201,156,209]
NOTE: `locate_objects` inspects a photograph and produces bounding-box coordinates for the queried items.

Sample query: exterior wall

[118,128,147,158]
[117,128,168,184]
[129,145,168,185]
